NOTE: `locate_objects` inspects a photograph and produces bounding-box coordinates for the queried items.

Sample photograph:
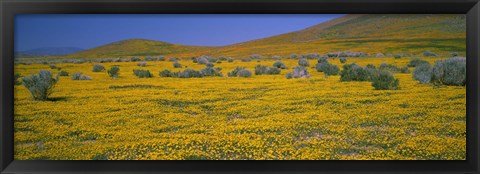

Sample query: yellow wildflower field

[14,57,466,160]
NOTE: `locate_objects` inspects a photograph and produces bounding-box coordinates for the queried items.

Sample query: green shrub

[158,56,166,61]
[59,70,69,76]
[133,69,153,78]
[379,63,400,73]
[144,56,158,61]
[107,66,120,78]
[227,57,234,62]
[371,70,400,90]
[236,69,252,77]
[250,54,263,59]
[228,66,246,77]
[137,62,147,67]
[173,61,182,68]
[92,64,105,72]
[315,62,339,76]
[130,57,141,62]
[14,73,22,85]
[400,66,410,74]
[159,69,174,77]
[21,70,58,100]
[301,53,320,59]
[340,64,370,81]
[206,62,214,68]
[451,52,459,57]
[339,57,347,64]
[408,58,429,67]
[169,57,180,62]
[255,65,281,75]
[394,54,401,59]
[177,68,203,78]
[298,59,310,67]
[412,62,433,84]
[200,67,223,77]
[286,66,310,79]
[49,64,58,69]
[72,72,92,80]
[423,50,437,57]
[206,57,218,62]
[318,56,328,63]
[219,57,228,61]
[273,61,286,69]
[272,55,282,60]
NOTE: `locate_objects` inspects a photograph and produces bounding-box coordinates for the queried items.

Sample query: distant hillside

[63,39,211,58]
[64,14,466,59]
[16,47,84,58]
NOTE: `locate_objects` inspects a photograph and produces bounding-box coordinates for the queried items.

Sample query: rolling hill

[62,14,466,59]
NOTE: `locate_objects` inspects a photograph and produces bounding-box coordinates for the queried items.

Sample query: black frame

[1,0,479,173]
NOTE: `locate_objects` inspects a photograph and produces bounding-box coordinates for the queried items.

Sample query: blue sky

[15,14,344,51]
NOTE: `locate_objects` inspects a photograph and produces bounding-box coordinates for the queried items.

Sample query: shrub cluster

[173,61,182,68]
[315,62,340,76]
[59,70,69,76]
[228,66,251,77]
[72,72,93,80]
[298,59,310,67]
[255,65,281,75]
[22,70,58,100]
[169,57,180,62]
[286,66,310,79]
[371,70,400,90]
[196,56,209,64]
[400,66,410,74]
[144,56,158,61]
[159,69,174,77]
[290,53,299,59]
[394,54,402,59]
[200,67,223,77]
[49,64,58,69]
[379,63,400,73]
[413,57,466,86]
[423,50,437,57]
[130,57,142,62]
[14,73,22,85]
[92,64,105,72]
[158,56,166,61]
[301,53,320,59]
[137,62,147,67]
[339,57,347,64]
[408,58,429,67]
[340,64,370,82]
[133,69,153,78]
[108,66,120,78]
[177,68,204,78]
[227,57,234,62]
[249,54,263,59]
[273,61,287,69]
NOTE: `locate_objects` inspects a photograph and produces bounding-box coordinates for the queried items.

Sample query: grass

[13,57,465,160]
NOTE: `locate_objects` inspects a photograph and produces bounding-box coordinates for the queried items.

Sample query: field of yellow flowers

[13,57,466,160]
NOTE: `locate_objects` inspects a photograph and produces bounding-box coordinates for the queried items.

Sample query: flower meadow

[14,57,465,160]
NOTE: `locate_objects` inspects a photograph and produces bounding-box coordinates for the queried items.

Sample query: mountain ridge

[58,14,466,59]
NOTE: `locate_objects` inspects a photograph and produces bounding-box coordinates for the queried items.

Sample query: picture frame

[1,0,479,173]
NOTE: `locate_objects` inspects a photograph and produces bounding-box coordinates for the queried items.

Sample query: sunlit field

[14,57,466,160]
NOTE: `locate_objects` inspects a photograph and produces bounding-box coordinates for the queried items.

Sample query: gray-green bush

[394,54,401,59]
[340,64,370,81]
[14,73,22,85]
[159,69,174,77]
[107,66,120,78]
[339,57,347,64]
[298,59,310,67]
[130,57,141,62]
[169,57,180,62]
[413,63,433,84]
[177,68,204,78]
[371,70,400,90]
[200,67,223,77]
[72,72,92,80]
[400,66,410,74]
[273,61,286,69]
[315,62,340,76]
[228,66,246,77]
[137,62,147,67]
[197,57,209,64]
[92,64,105,72]
[236,69,252,77]
[255,65,281,75]
[379,63,400,73]
[22,70,58,101]
[173,61,182,68]
[59,70,69,76]
[423,50,437,57]
[133,69,153,78]
[408,58,429,67]
[439,57,466,86]
[286,66,310,79]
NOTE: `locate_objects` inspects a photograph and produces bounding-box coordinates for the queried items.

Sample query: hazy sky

[15,14,344,51]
